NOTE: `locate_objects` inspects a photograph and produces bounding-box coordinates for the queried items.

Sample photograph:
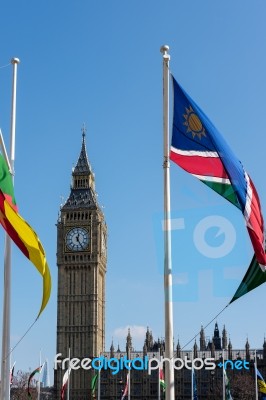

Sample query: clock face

[66,227,89,251]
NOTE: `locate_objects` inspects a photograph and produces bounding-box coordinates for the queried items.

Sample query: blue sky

[0,0,266,382]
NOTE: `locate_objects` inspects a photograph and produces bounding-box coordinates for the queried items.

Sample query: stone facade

[54,130,107,400]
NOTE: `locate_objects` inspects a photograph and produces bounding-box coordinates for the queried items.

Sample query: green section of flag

[160,380,166,391]
[230,254,266,303]
[201,180,240,209]
[91,373,98,395]
[28,365,42,398]
[224,370,233,400]
[0,154,16,205]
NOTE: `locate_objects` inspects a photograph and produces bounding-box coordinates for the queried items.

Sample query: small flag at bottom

[159,369,166,392]
[27,365,43,398]
[224,370,233,400]
[121,372,129,400]
[61,367,71,400]
[256,367,266,394]
[10,361,16,386]
[91,373,98,398]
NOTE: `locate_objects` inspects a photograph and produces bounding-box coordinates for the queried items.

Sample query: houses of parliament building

[53,131,266,400]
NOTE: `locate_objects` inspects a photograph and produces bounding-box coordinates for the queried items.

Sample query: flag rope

[181,303,229,351]
[2,318,37,361]
[0,62,11,69]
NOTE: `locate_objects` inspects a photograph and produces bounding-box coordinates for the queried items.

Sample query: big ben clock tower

[54,129,107,400]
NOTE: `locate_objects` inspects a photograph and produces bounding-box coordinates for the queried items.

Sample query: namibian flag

[170,75,266,270]
[0,154,51,317]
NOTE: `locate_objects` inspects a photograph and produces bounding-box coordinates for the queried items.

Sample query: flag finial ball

[160,45,170,54]
[11,58,20,64]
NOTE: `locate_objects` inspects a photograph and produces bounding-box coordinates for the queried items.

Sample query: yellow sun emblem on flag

[183,106,206,139]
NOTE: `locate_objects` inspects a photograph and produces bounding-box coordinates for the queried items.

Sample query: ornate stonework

[54,131,107,400]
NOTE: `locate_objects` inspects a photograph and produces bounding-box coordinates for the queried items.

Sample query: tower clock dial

[66,227,89,251]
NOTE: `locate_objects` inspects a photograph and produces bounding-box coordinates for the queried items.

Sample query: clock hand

[76,234,84,249]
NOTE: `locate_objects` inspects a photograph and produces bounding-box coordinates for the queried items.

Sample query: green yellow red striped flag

[0,154,16,208]
[0,154,51,317]
[27,365,43,398]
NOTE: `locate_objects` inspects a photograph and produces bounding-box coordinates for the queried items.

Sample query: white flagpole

[37,350,42,400]
[97,357,101,400]
[191,351,193,400]
[223,349,225,400]
[128,367,131,400]
[1,57,20,400]
[67,348,71,400]
[158,368,161,400]
[160,44,175,400]
[255,350,258,400]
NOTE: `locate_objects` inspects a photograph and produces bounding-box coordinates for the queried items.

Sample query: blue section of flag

[171,74,247,214]
[256,367,264,381]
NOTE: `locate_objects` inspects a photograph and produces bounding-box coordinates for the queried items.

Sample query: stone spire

[193,340,198,359]
[228,338,232,360]
[213,322,222,350]
[72,126,92,176]
[245,338,250,361]
[263,337,266,360]
[176,339,181,358]
[222,325,228,350]
[211,341,215,358]
[126,328,133,357]
[200,325,206,351]
[63,128,97,210]
[145,327,154,351]
[143,342,147,356]
[110,340,114,358]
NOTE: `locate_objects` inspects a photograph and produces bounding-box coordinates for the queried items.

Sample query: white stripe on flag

[192,174,231,185]
[244,172,252,224]
[170,146,218,158]
[62,367,71,387]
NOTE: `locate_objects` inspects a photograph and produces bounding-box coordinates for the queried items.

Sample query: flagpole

[255,350,258,400]
[97,356,101,400]
[191,352,193,400]
[128,367,131,400]
[38,350,42,400]
[1,57,20,400]
[67,348,71,400]
[191,351,194,400]
[128,351,131,400]
[160,45,175,400]
[158,368,161,400]
[222,349,225,400]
